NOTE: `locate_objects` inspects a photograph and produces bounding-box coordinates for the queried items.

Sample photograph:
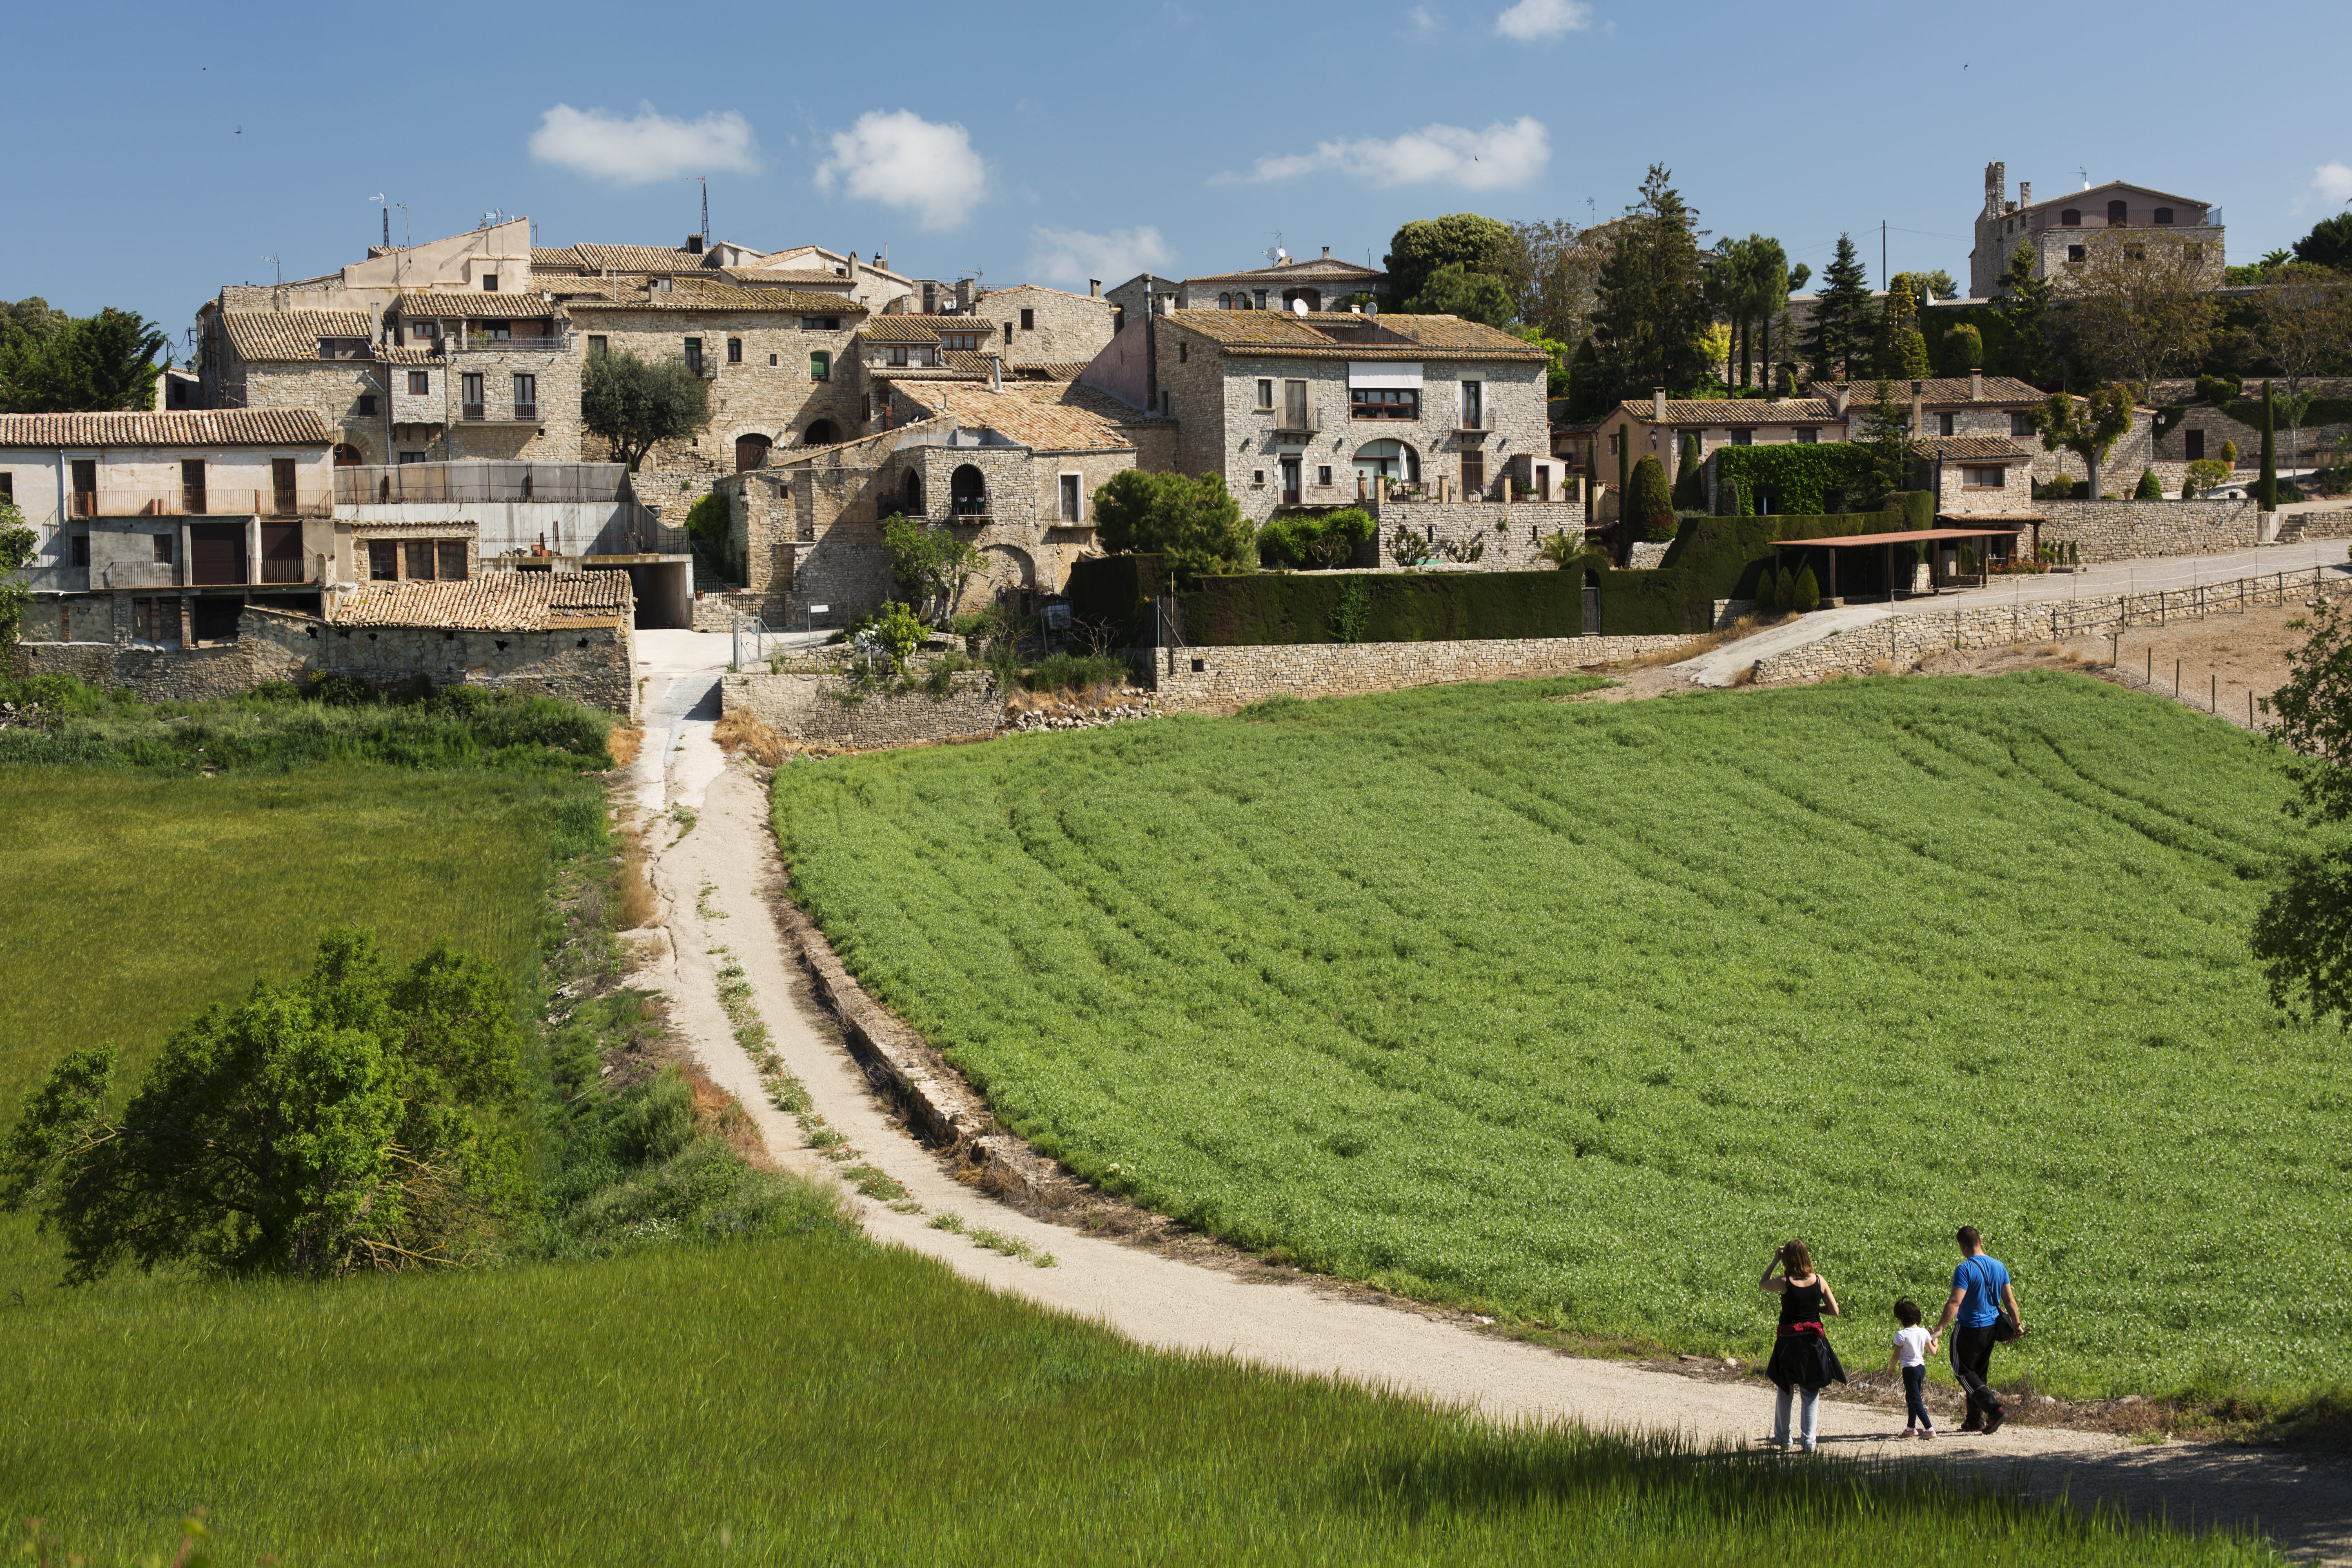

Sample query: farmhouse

[1969,161,2225,296]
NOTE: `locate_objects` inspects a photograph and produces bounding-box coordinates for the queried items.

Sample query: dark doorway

[190,595,244,643]
[189,523,246,585]
[804,419,841,446]
[950,463,987,518]
[261,522,304,583]
[735,433,771,472]
[902,467,924,516]
[1280,457,1301,506]
[271,458,298,516]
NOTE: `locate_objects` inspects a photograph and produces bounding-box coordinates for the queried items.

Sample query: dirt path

[625,657,2351,1565]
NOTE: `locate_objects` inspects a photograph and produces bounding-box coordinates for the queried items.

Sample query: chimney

[989,355,1002,392]
[1321,246,1331,259]
[1652,388,1666,421]
[1970,370,1983,402]
[2020,180,2032,208]
[1089,278,1101,297]
[1911,380,1925,441]
[1829,385,1851,417]
[685,234,703,255]
[1984,160,2005,220]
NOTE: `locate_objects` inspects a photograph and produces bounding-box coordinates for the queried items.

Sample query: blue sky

[7,0,2346,347]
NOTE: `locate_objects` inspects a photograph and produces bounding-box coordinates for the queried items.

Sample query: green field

[0,1225,2272,1566]
[769,674,2352,1401]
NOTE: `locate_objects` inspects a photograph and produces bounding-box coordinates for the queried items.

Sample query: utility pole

[1881,220,1887,290]
[700,176,710,246]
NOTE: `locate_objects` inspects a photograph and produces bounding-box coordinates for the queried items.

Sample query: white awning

[1348,361,1422,389]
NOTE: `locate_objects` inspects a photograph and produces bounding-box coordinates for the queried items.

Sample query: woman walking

[1759,1240,1846,1452]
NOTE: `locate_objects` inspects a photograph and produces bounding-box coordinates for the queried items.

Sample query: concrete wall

[1146,632,1695,710]
[721,669,1000,745]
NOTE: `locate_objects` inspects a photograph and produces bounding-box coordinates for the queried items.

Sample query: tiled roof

[561,277,865,314]
[376,346,443,365]
[530,247,586,270]
[941,350,999,377]
[568,244,715,274]
[874,363,988,382]
[1008,361,1091,381]
[221,310,379,362]
[396,291,558,320]
[1183,258,1385,285]
[0,410,334,448]
[717,267,853,288]
[860,316,942,343]
[1617,398,1839,425]
[1808,376,2045,405]
[886,383,1137,452]
[976,283,1114,304]
[330,569,630,630]
[1914,435,2032,460]
[1166,309,1546,360]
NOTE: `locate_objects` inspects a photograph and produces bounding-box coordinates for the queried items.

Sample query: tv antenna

[699,176,710,245]
[1264,230,1288,265]
[264,254,281,285]
[372,193,388,248]
[2078,166,2090,189]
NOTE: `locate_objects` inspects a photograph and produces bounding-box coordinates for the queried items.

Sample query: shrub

[1258,508,1375,571]
[853,602,924,674]
[1940,322,1984,373]
[2184,459,2230,499]
[1331,577,1371,644]
[2222,440,2240,466]
[1095,470,1256,588]
[1753,563,1778,613]
[1389,528,1435,568]
[1026,650,1131,695]
[1790,562,1820,613]
[2047,472,2077,499]
[2196,373,2243,406]
[2134,468,2164,500]
[1671,433,1705,511]
[1179,571,1584,646]
[1628,454,1674,539]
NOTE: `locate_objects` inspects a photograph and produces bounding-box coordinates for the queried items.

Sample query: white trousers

[1773,1385,1820,1451]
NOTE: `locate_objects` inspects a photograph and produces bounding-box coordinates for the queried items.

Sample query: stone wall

[7,637,287,703]
[2031,495,2261,562]
[1146,632,1696,711]
[1365,499,1583,569]
[721,669,1001,746]
[1747,565,2352,685]
[984,284,1118,367]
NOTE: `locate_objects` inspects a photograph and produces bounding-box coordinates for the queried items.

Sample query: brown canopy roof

[1773,526,2022,548]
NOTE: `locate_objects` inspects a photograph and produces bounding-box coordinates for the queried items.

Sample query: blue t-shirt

[1952,1255,2011,1328]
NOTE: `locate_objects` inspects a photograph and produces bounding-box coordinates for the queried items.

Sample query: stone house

[383,290,582,465]
[1174,249,1386,312]
[4,410,339,647]
[1145,308,1566,523]
[1911,435,2037,520]
[1970,162,2224,297]
[1103,273,1180,331]
[973,283,1118,368]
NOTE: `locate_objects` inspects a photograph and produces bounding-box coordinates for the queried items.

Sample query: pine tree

[1993,247,2055,385]
[1590,165,1712,404]
[2260,380,2278,512]
[1857,380,1915,502]
[1672,431,1705,510]
[1803,234,1873,381]
[1875,278,1930,380]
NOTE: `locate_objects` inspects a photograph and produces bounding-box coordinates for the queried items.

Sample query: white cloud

[1495,0,1592,40]
[1243,117,1550,191]
[813,110,987,231]
[1028,225,1176,287]
[1408,5,1438,30]
[2313,161,2352,205]
[528,103,758,186]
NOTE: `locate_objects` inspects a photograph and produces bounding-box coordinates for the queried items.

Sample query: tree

[1510,326,1572,397]
[881,513,984,621]
[1858,380,1915,500]
[1383,214,1516,311]
[0,497,33,643]
[1502,218,1606,350]
[1092,470,1255,588]
[1628,454,1674,539]
[1714,235,1793,391]
[580,350,710,472]
[1257,508,1374,570]
[1942,322,1984,373]
[1672,431,1705,510]
[1405,263,1515,327]
[2058,231,2218,392]
[2134,467,2164,500]
[2034,385,2136,500]
[1588,165,1712,403]
[1891,269,1960,303]
[1991,246,2057,385]
[1802,234,1874,381]
[2250,263,2352,399]
[1874,277,1931,380]
[0,296,67,346]
[1537,530,1603,571]
[2250,597,2352,1025]
[2294,213,2352,272]
[2259,380,2278,512]
[2,930,526,1284]
[1566,337,1610,419]
[0,307,167,414]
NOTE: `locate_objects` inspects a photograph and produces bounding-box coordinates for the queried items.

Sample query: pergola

[1771,526,2022,602]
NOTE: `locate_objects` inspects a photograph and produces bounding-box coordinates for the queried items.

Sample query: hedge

[1065,554,1168,648]
[1712,443,1885,517]
[1179,570,1584,645]
[1597,499,1925,635]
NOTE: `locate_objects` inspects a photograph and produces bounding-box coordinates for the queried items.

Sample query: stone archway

[332,443,364,466]
[1353,439,1420,488]
[735,433,772,472]
[950,463,988,519]
[804,419,841,446]
[954,541,1035,615]
[900,466,925,517]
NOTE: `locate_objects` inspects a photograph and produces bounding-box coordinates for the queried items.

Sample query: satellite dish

[1290,298,1308,316]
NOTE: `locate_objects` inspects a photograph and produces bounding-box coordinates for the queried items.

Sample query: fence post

[733,615,740,671]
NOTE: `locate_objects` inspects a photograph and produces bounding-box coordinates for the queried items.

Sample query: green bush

[1256,508,1375,571]
[2135,468,2164,500]
[1095,470,1255,588]
[1753,563,1778,613]
[1064,554,1168,649]
[1940,322,1983,373]
[1713,443,1882,517]
[1180,571,1584,645]
[1791,562,1821,612]
[1671,433,1705,511]
[1027,650,1132,694]
[2197,374,2244,406]
[1628,454,1674,539]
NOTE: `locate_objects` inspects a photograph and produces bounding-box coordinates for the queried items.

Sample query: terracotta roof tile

[859,316,942,343]
[1183,258,1384,285]
[330,569,629,630]
[1008,361,1091,381]
[1913,435,2032,460]
[568,244,713,275]
[1807,376,2045,405]
[396,291,558,320]
[221,310,379,362]
[1166,309,1545,360]
[1004,381,1173,424]
[0,410,334,448]
[560,277,865,314]
[1617,398,1839,425]
[886,383,1138,452]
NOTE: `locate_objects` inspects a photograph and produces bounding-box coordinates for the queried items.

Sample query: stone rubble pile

[0,699,49,732]
[1002,688,1162,734]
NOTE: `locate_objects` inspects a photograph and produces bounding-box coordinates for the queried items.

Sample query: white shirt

[1893,1325,1931,1368]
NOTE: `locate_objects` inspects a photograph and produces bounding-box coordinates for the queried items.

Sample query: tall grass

[768,672,2352,1402]
[0,1227,2274,1566]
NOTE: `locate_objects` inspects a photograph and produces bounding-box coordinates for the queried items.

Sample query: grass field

[0,1225,2274,1566]
[769,673,2352,1402]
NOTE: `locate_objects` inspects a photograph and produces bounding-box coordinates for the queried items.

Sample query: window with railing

[1351,387,1418,420]
[684,338,704,376]
[461,373,485,420]
[512,372,537,421]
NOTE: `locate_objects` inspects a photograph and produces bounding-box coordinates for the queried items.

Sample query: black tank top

[1778,1278,1825,1331]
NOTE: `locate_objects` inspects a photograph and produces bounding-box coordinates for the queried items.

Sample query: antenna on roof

[264,254,281,286]
[2078,167,2089,189]
[1264,231,1288,265]
[372,194,388,248]
[699,176,709,246]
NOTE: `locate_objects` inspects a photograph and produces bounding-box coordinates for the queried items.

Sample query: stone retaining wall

[1748,566,2352,685]
[721,669,1002,746]
[1147,632,1695,711]
[2032,497,2263,562]
[7,639,283,703]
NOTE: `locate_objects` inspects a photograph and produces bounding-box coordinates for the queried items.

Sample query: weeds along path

[630,664,2352,1565]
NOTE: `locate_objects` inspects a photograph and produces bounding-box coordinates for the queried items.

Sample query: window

[1218,294,1232,310]
[181,458,206,514]
[727,336,743,363]
[358,393,377,415]
[588,335,608,356]
[2186,429,2205,461]
[683,337,704,374]
[799,316,840,331]
[1253,290,1267,309]
[1461,448,1486,496]
[1020,308,1035,330]
[1607,432,1619,456]
[2067,245,2085,264]
[482,321,510,341]
[368,541,399,580]
[1459,380,1482,429]
[482,273,498,291]
[2011,411,2037,437]
[1938,412,1956,436]
[889,345,908,366]
[1059,473,1081,522]
[1794,428,1818,444]
[1252,469,1265,485]
[1283,380,1309,428]
[461,372,485,418]
[769,353,778,365]
[405,541,437,579]
[1316,465,1332,487]
[512,373,537,416]
[1962,466,2005,488]
[71,534,89,568]
[437,541,468,580]
[1003,322,1013,345]
[1178,342,1187,364]
[810,350,831,381]
[0,472,10,502]
[2107,199,2127,225]
[1257,379,1274,409]
[408,370,430,395]
[1350,386,1418,420]
[2060,209,2081,227]
[398,450,427,464]
[152,532,174,563]
[1730,429,1754,446]
[2154,207,2174,225]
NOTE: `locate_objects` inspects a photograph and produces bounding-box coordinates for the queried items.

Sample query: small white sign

[809,604,830,614]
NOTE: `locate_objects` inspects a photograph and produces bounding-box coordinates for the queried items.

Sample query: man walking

[1933,1225,2026,1433]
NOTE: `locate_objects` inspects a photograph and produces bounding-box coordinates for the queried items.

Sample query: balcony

[461,403,486,421]
[456,331,571,353]
[1273,406,1320,437]
[261,556,311,584]
[513,401,538,422]
[337,460,628,506]
[66,488,332,520]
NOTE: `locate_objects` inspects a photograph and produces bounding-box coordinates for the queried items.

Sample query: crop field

[0,1226,2270,1565]
[0,764,592,1291]
[771,673,2352,1401]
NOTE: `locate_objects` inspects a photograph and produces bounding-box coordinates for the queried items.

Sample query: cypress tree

[1804,235,1873,381]
[1753,563,1778,613]
[1629,454,1675,539]
[1793,561,1821,612]
[2259,380,2278,512]
[1673,431,1705,510]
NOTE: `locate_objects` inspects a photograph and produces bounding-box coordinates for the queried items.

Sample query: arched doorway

[734,433,771,472]
[900,467,925,517]
[1281,287,1321,312]
[804,419,841,446]
[333,443,363,466]
[1353,439,1419,489]
[950,463,988,519]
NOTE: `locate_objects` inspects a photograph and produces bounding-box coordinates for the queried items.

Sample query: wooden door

[261,522,303,583]
[189,523,245,584]
[271,458,297,516]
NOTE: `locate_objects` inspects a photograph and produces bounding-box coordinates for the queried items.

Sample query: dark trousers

[1902,1363,1934,1429]
[1951,1323,2002,1420]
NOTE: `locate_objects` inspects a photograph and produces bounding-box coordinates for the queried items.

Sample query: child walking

[1891,1298,1938,1439]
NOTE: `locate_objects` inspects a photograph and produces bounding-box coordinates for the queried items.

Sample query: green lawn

[0,764,586,1293]
[769,673,2352,1401]
[0,1227,2272,1566]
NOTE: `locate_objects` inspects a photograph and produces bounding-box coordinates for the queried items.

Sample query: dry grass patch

[713,711,794,767]
[606,726,642,767]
